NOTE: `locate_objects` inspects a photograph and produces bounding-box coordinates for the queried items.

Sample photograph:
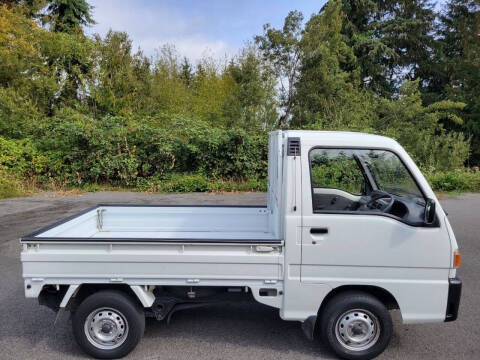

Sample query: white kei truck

[20,131,462,360]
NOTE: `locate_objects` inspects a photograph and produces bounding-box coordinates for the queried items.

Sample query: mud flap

[301,315,317,341]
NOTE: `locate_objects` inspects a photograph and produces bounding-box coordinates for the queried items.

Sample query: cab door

[299,146,451,322]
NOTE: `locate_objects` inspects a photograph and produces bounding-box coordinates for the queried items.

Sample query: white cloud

[86,0,236,62]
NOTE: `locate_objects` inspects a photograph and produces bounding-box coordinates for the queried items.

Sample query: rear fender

[54,284,155,309]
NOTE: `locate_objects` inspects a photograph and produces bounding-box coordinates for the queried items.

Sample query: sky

[86,0,327,62]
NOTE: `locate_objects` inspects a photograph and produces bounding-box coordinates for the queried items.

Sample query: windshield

[358,150,424,200]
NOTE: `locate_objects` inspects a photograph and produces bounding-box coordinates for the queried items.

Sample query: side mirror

[424,198,436,225]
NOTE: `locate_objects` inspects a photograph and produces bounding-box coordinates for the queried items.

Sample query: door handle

[310,228,328,234]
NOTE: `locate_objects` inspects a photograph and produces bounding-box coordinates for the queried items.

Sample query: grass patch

[0,173,268,198]
[135,174,268,193]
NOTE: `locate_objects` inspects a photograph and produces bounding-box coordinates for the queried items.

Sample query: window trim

[307,146,437,228]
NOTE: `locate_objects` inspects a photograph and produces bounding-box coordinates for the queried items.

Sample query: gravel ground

[0,191,478,360]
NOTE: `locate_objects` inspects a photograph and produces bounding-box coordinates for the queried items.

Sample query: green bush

[401,131,470,172]
[33,113,269,187]
[0,167,22,198]
[426,169,480,192]
[0,137,46,178]
[164,174,210,193]
[37,112,139,185]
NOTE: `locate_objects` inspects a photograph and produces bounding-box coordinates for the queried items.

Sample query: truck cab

[21,130,461,360]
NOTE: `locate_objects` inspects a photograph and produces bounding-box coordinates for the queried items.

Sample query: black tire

[319,291,392,360]
[72,290,145,359]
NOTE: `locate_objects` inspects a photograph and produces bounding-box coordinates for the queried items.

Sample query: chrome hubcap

[84,308,129,349]
[335,309,380,351]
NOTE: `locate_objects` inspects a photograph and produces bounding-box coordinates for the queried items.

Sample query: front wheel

[72,290,145,359]
[319,291,392,360]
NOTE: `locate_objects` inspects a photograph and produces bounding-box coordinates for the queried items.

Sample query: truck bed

[21,204,284,304]
[21,204,281,244]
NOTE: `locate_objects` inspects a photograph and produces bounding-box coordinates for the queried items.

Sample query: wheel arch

[318,285,400,316]
[61,284,154,310]
[302,285,400,341]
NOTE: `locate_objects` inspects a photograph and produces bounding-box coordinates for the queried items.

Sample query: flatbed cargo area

[21,204,281,243]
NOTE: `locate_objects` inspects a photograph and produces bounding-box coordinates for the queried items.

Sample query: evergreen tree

[180,57,193,87]
[0,0,45,18]
[44,0,94,34]
[339,0,437,97]
[339,0,396,96]
[437,0,480,164]
[292,0,362,127]
[379,0,436,85]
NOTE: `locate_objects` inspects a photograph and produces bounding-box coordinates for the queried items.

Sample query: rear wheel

[319,291,392,360]
[72,290,145,359]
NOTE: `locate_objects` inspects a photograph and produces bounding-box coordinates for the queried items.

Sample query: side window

[310,149,366,211]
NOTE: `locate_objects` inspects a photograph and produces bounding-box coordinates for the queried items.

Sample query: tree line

[0,0,479,196]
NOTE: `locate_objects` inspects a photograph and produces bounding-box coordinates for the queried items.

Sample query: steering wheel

[366,190,394,213]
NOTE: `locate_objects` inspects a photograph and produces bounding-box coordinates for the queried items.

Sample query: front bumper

[445,277,462,322]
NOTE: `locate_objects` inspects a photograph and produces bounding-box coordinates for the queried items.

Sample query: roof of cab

[278,130,402,151]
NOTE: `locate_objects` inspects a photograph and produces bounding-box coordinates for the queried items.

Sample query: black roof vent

[287,137,301,156]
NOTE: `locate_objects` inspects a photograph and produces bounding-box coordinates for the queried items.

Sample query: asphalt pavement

[0,191,478,360]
